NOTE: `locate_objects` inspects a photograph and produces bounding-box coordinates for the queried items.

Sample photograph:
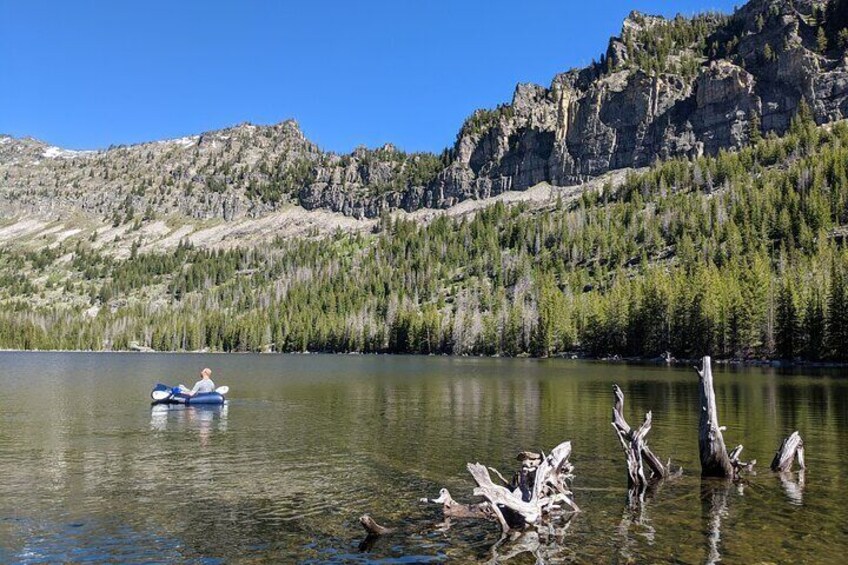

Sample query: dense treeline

[2,109,848,361]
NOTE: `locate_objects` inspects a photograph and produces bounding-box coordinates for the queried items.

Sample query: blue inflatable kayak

[151,383,226,405]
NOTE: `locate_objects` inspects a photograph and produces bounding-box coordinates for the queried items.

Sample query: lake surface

[0,352,846,563]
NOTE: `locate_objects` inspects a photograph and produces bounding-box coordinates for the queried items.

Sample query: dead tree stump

[611,384,668,489]
[423,440,581,533]
[770,431,805,472]
[696,356,754,479]
[466,441,579,532]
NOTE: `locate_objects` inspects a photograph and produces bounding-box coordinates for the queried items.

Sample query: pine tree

[749,110,762,144]
[827,261,848,361]
[804,289,826,360]
[763,43,775,63]
[776,278,797,359]
[818,26,829,53]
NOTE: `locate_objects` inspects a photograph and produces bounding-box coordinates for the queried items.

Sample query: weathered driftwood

[696,356,755,478]
[466,440,580,533]
[418,442,579,536]
[611,384,668,489]
[770,431,805,472]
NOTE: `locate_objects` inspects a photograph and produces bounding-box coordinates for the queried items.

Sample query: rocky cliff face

[416,0,848,213]
[3,0,848,224]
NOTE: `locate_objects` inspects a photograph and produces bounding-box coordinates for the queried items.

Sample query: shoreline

[1,348,846,369]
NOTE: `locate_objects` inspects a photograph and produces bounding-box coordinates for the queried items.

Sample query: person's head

[201,367,212,379]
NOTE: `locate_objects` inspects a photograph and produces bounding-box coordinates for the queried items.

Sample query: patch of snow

[0,136,11,145]
[158,135,199,148]
[43,146,95,159]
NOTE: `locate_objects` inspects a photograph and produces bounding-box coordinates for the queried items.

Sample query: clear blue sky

[0,0,738,154]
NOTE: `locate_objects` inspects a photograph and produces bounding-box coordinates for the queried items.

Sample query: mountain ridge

[4,0,848,361]
[4,0,848,236]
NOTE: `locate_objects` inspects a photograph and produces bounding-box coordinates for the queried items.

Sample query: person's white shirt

[190,378,216,394]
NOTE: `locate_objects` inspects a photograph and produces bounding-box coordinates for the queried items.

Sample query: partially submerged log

[611,384,668,489]
[359,514,395,536]
[419,488,493,520]
[696,356,755,479]
[770,431,805,472]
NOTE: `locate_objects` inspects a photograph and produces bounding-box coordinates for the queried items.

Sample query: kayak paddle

[151,389,172,401]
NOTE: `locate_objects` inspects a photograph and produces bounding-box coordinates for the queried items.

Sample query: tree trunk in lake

[770,431,805,472]
[696,356,754,478]
[611,384,667,489]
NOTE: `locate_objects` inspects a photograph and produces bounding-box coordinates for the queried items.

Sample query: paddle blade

[151,390,172,400]
[215,386,229,396]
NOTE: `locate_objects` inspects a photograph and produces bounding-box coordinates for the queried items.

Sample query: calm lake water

[0,352,846,563]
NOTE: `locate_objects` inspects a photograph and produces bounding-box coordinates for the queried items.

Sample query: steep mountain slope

[3,0,848,236]
[2,110,848,359]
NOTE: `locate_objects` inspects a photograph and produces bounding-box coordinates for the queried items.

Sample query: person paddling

[176,368,216,396]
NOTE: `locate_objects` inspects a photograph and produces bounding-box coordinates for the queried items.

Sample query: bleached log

[420,488,493,520]
[770,431,805,472]
[611,384,668,488]
[696,356,754,478]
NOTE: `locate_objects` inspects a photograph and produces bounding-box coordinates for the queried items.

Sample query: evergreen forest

[2,107,848,362]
